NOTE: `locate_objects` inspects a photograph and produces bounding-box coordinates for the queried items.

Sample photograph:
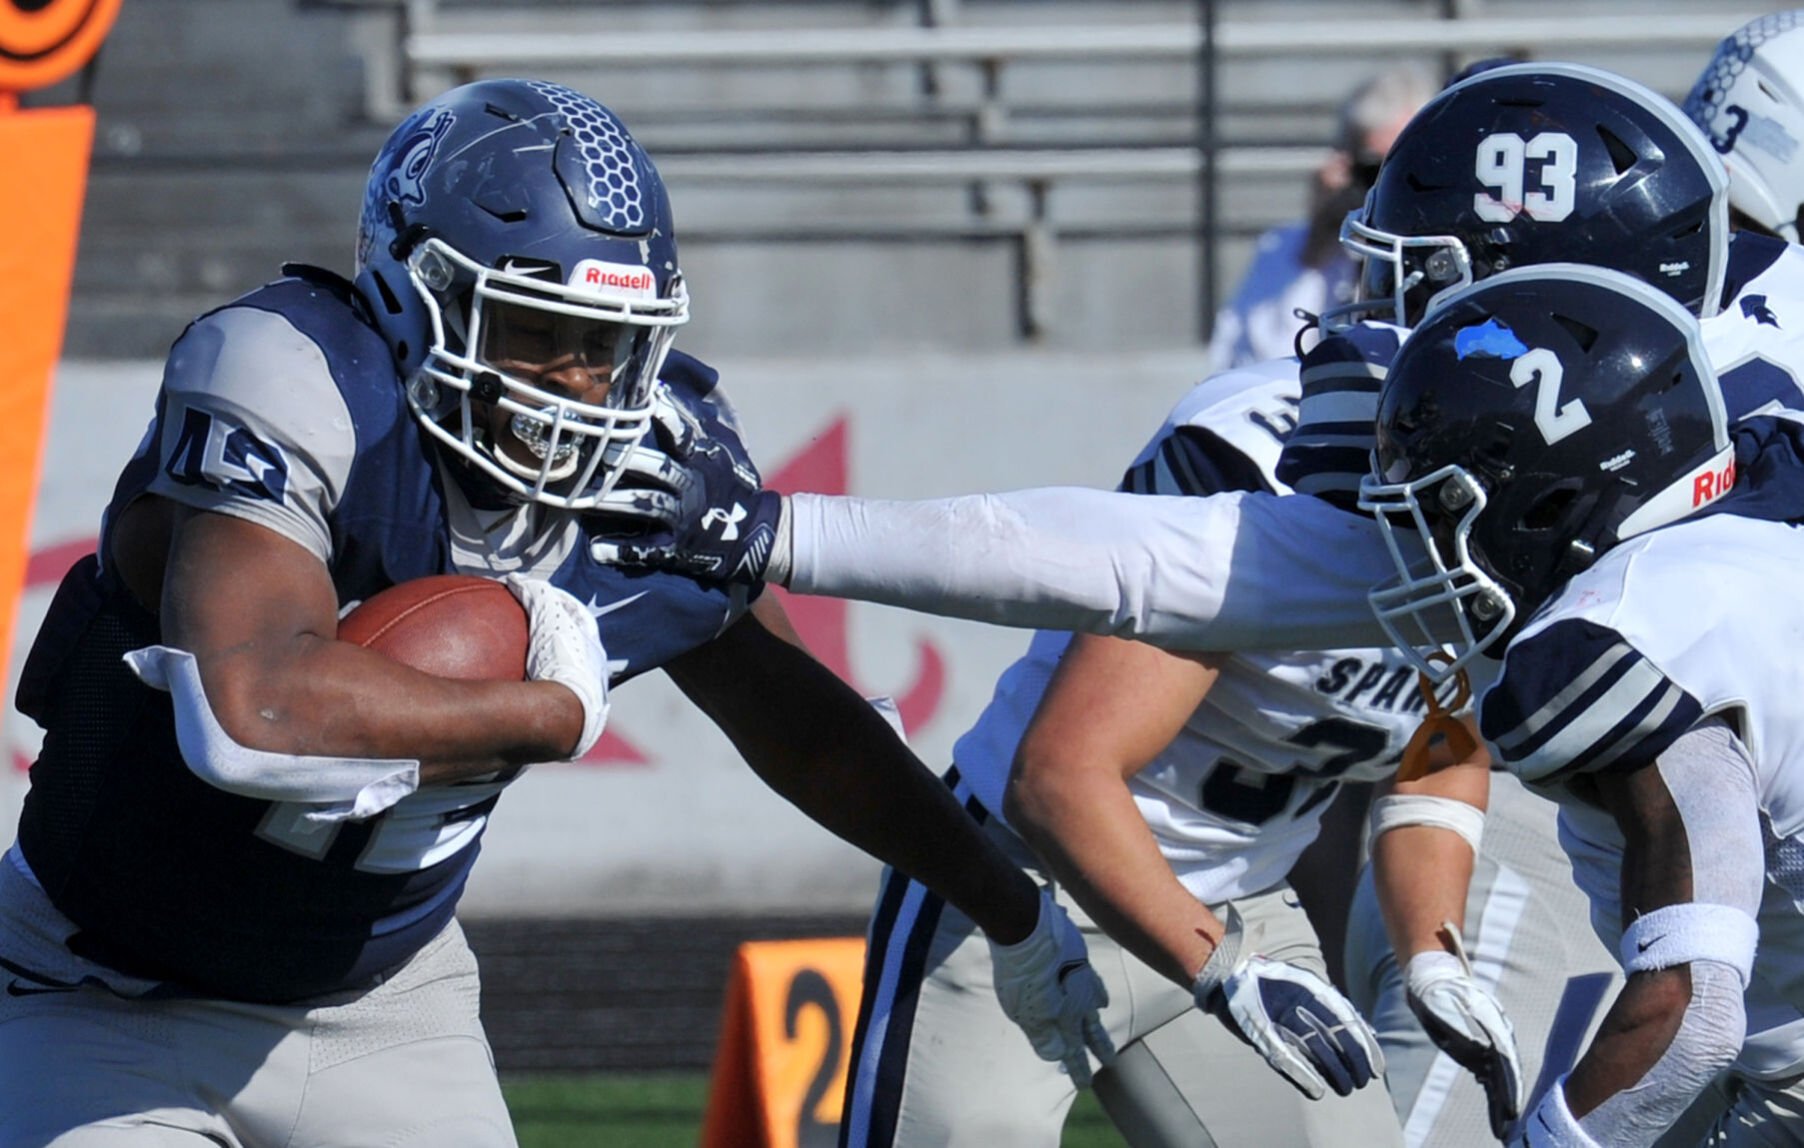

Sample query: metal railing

[339,2,1764,340]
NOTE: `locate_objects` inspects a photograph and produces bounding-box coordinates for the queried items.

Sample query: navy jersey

[13,267,749,1003]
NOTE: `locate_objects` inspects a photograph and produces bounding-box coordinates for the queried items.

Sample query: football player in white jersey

[840,362,1417,1147]
[599,61,1804,1143]
[1358,264,1804,1146]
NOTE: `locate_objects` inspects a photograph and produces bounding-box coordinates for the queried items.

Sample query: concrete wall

[2,347,1203,917]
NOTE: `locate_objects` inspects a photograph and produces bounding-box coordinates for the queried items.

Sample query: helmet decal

[1453,318,1528,360]
[526,80,650,232]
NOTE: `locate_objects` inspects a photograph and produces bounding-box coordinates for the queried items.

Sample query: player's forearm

[669,613,1041,944]
[1370,753,1488,958]
[784,489,1412,652]
[1556,962,1742,1144]
[201,635,582,777]
[1372,825,1476,960]
[1007,765,1220,987]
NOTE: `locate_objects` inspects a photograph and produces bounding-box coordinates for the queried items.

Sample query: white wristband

[1369,794,1484,854]
[1521,1077,1601,1147]
[1620,902,1759,988]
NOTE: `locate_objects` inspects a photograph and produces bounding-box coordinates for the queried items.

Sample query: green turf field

[503,1073,1128,1146]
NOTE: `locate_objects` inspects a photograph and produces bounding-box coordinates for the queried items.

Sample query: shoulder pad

[1481,616,1702,784]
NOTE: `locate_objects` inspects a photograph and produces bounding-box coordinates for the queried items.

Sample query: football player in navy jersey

[0,79,1102,1147]
[1359,266,1804,1146]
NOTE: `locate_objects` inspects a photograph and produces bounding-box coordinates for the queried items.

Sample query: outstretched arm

[782,489,1416,653]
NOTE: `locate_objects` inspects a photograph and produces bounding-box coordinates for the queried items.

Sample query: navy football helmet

[1358,265,1734,682]
[354,79,688,510]
[1684,11,1804,242]
[1340,63,1730,329]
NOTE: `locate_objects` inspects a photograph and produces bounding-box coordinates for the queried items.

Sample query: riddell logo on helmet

[570,260,656,300]
[1692,455,1736,507]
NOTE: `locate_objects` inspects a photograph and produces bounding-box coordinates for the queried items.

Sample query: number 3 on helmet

[353,79,688,510]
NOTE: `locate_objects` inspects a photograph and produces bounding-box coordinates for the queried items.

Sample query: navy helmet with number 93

[1340,62,1730,329]
[353,78,688,510]
[1358,265,1735,683]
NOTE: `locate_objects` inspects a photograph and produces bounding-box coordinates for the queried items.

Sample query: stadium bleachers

[64,0,1756,360]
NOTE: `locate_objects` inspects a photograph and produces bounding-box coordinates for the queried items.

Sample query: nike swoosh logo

[6,979,77,997]
[1636,935,1662,953]
[501,258,551,277]
[586,591,648,618]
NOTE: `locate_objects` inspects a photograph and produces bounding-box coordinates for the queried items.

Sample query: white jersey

[953,362,1452,904]
[1479,513,1804,1077]
[787,234,1804,655]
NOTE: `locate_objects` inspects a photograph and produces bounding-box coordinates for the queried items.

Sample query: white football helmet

[1685,12,1804,242]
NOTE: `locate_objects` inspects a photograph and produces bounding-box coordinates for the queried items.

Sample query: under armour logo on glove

[588,386,783,584]
[702,503,748,541]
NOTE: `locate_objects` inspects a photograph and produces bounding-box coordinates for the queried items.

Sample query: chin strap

[1399,654,1475,781]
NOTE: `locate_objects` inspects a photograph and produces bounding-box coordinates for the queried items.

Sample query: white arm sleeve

[125,645,419,823]
[786,487,1428,651]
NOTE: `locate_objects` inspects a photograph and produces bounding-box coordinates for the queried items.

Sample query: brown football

[337,574,529,681]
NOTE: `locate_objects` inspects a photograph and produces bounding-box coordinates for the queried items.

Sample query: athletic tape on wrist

[1620,902,1759,988]
[1369,794,1484,853]
[765,495,793,585]
[1191,902,1247,1006]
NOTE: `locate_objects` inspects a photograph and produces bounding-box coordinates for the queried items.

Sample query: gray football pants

[0,854,515,1148]
[841,779,1405,1148]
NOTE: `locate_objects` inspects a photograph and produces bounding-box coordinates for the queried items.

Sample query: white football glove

[988,888,1114,1087]
[503,575,609,759]
[1194,904,1385,1100]
[1406,923,1524,1140]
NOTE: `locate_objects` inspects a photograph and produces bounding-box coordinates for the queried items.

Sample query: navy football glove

[590,389,782,583]
[1194,905,1385,1100]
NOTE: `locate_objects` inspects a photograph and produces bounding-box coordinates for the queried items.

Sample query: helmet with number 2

[354,79,687,510]
[1684,11,1804,242]
[1358,266,1734,683]
[1342,63,1730,329]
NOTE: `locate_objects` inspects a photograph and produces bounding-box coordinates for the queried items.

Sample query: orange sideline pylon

[0,103,93,681]
[701,937,866,1148]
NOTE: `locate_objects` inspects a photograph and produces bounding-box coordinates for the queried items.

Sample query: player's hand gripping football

[1194,905,1385,1100]
[590,387,783,583]
[988,888,1115,1087]
[503,575,610,759]
[1405,923,1523,1139]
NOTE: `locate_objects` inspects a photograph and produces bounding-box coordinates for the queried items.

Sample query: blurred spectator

[1205,64,1437,371]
